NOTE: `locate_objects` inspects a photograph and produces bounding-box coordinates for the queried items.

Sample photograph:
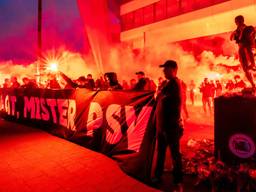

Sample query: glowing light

[207,72,222,80]
[48,62,58,72]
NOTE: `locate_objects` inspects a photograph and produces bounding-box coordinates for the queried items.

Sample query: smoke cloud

[0,34,245,89]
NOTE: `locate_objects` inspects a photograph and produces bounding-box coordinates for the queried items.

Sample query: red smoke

[0,1,247,92]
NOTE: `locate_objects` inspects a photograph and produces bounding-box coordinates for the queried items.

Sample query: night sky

[0,0,120,64]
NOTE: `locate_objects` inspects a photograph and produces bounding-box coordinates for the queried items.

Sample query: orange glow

[48,62,58,72]
[0,42,245,88]
[206,72,222,80]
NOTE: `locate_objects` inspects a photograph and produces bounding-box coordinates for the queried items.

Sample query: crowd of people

[1,71,249,114]
[0,60,251,192]
[1,71,158,92]
[195,75,246,114]
[1,60,186,191]
[0,13,254,192]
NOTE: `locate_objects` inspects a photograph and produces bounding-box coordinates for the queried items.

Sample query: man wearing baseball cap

[153,60,183,191]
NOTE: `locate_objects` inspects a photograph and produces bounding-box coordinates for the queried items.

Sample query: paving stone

[0,120,158,192]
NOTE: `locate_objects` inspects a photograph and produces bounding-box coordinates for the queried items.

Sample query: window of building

[155,0,167,21]
[121,0,231,31]
[143,5,154,25]
[134,8,144,27]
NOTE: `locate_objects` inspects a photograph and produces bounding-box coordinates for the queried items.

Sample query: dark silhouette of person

[234,75,246,90]
[21,77,38,88]
[215,80,222,97]
[133,71,147,91]
[3,78,11,88]
[129,78,136,90]
[199,78,212,114]
[95,76,108,90]
[158,77,164,90]
[10,76,20,88]
[122,80,130,90]
[209,80,216,108]
[230,15,256,88]
[87,74,95,90]
[104,72,123,90]
[153,60,183,191]
[76,76,88,88]
[188,80,196,105]
[225,79,235,92]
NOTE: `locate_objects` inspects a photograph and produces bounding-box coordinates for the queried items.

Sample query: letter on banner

[35,97,41,120]
[57,99,68,128]
[125,106,153,152]
[67,100,76,131]
[40,98,50,121]
[24,96,35,119]
[106,104,122,144]
[0,95,3,110]
[46,99,57,124]
[10,96,17,116]
[86,102,103,136]
[4,96,10,115]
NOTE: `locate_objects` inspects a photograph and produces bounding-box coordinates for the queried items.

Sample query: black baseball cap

[135,71,145,75]
[159,60,178,69]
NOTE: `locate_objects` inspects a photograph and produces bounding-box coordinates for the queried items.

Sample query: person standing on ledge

[153,60,184,191]
[230,15,256,88]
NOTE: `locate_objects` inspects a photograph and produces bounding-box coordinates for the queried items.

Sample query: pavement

[0,119,158,192]
[0,104,214,192]
[154,104,214,192]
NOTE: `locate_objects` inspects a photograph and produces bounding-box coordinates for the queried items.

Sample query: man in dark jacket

[133,71,147,91]
[104,72,123,90]
[10,76,20,88]
[87,74,95,90]
[153,60,183,191]
[230,15,256,88]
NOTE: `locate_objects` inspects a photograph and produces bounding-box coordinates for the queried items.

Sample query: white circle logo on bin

[229,134,255,158]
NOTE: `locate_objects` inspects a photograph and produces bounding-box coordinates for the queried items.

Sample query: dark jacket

[155,77,183,135]
[133,78,147,91]
[87,79,95,90]
[234,25,255,47]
